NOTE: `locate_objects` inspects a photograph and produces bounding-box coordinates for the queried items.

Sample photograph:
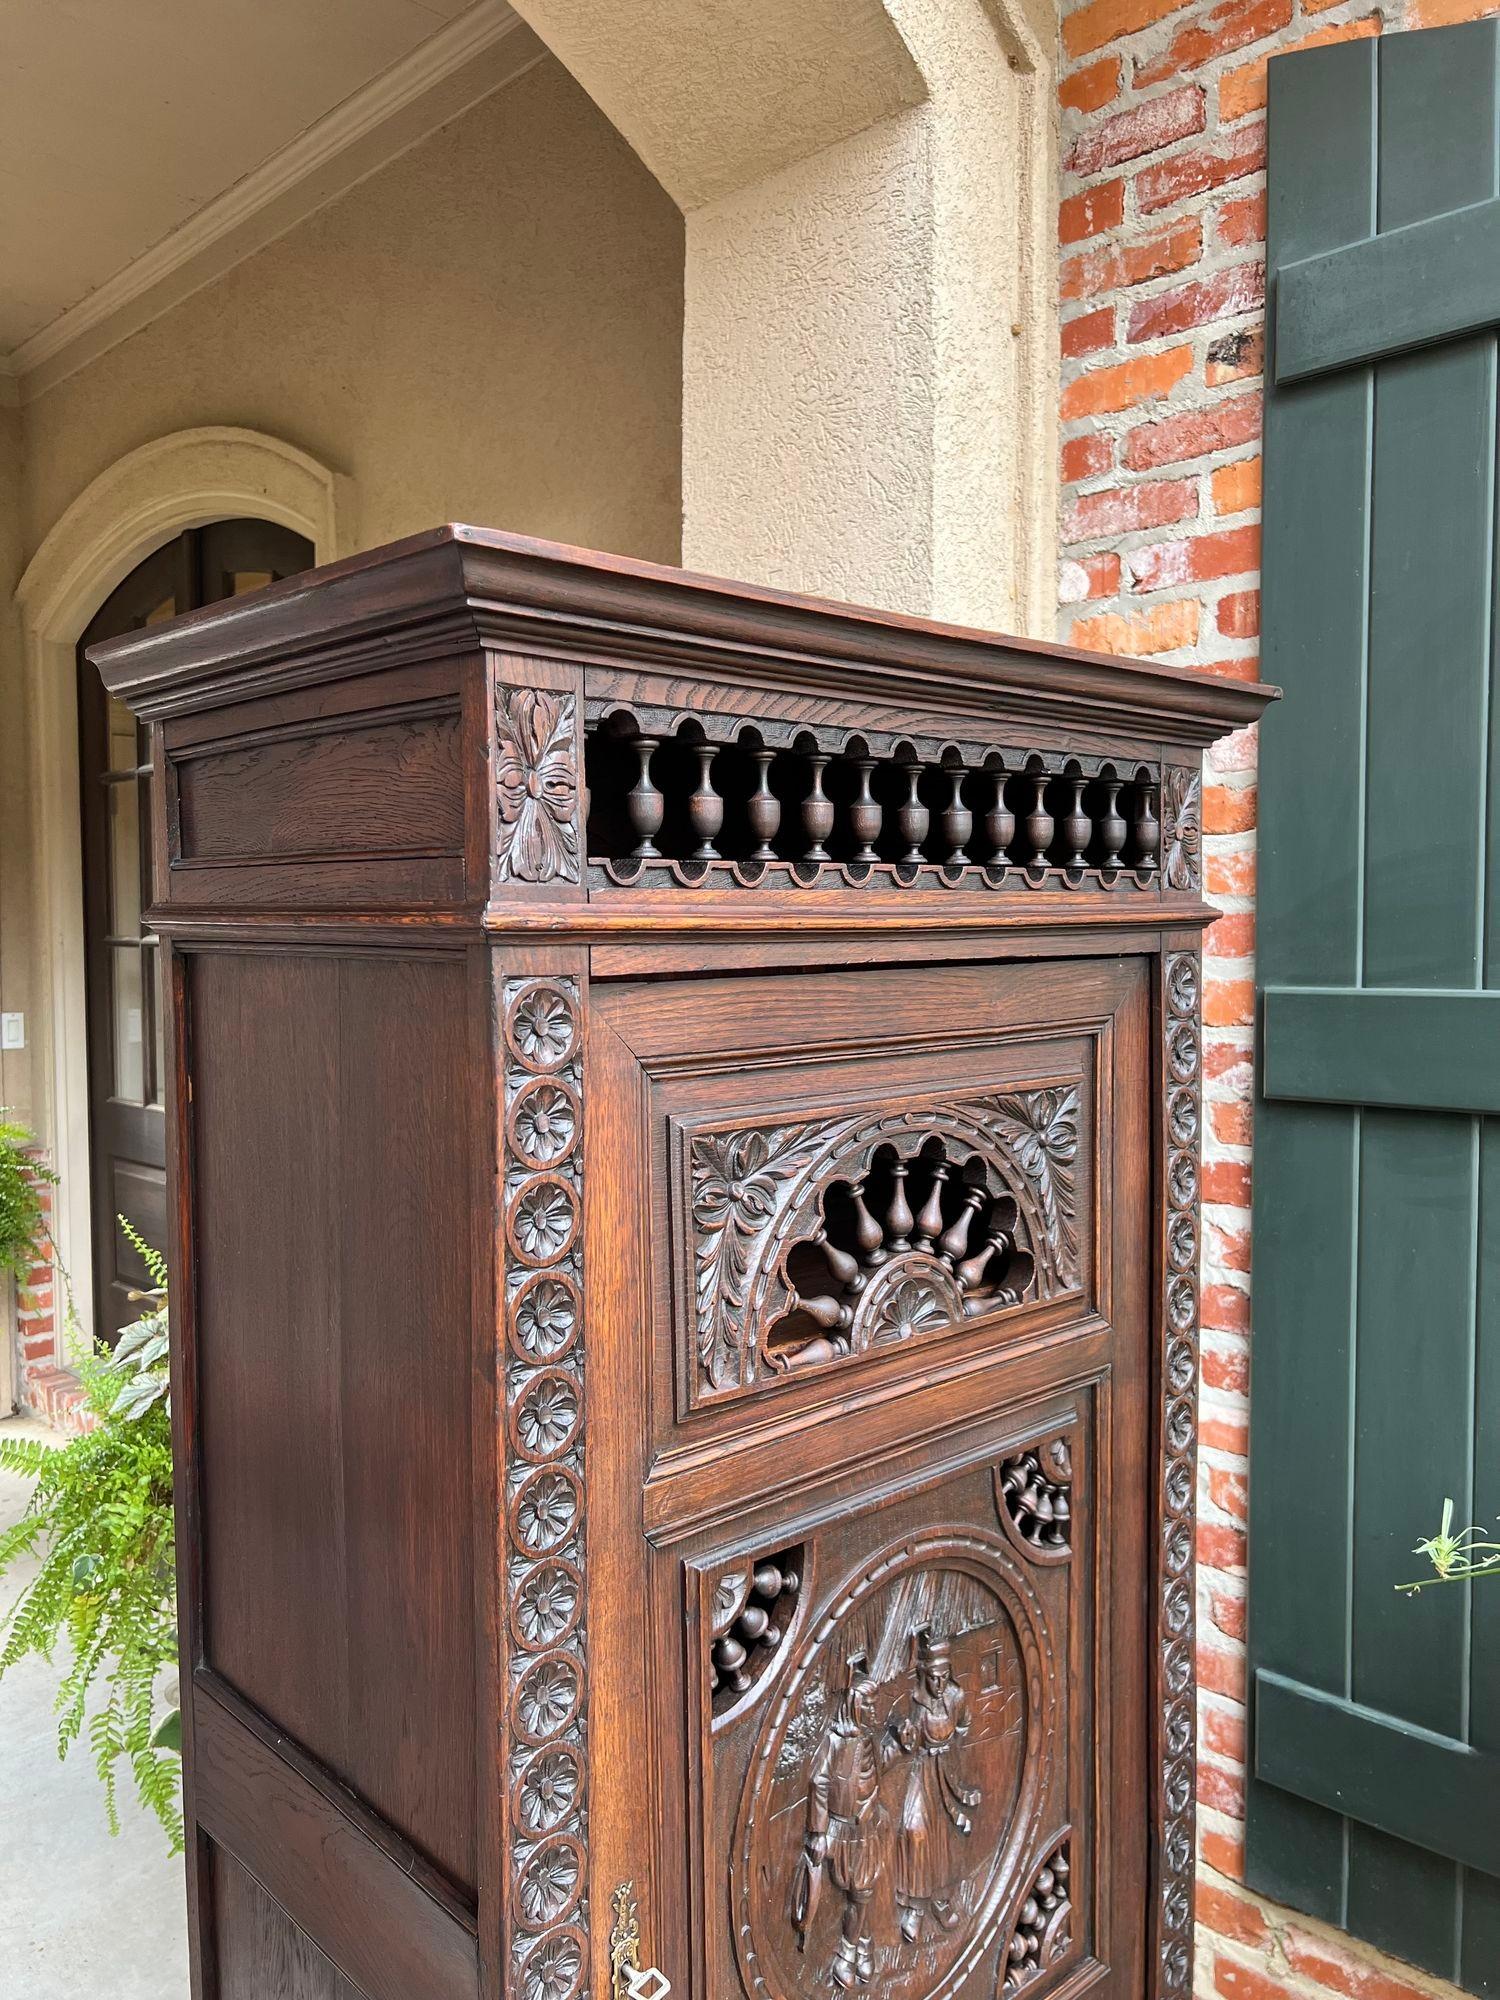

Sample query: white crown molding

[9,0,541,404]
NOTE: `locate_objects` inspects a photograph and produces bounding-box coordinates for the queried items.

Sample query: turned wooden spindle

[1025,773,1053,867]
[954,1232,998,1293]
[849,758,882,865]
[627,734,664,858]
[1135,778,1161,875]
[897,763,929,866]
[712,1633,750,1691]
[788,1288,852,1332]
[801,754,835,863]
[885,1159,914,1250]
[747,747,781,862]
[816,1227,865,1293]
[994,1248,1036,1306]
[1062,775,1091,870]
[938,1183,987,1266]
[1099,777,1126,869]
[941,767,973,864]
[913,1160,950,1249]
[963,1223,1018,1299]
[688,743,724,860]
[849,1178,887,1264]
[754,1561,796,1600]
[984,769,1016,867]
[737,1604,770,1642]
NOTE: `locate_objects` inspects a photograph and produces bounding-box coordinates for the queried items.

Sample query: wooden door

[586,954,1152,2000]
[1250,23,1500,1989]
[77,520,312,1339]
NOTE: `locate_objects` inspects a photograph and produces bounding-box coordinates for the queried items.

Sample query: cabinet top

[93,523,1274,745]
[91,527,1275,933]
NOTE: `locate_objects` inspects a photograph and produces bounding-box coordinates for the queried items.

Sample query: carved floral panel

[679,1085,1085,1406]
[1161,768,1201,894]
[495,684,581,884]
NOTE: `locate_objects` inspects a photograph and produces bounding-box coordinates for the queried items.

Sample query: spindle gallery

[91,528,1273,2000]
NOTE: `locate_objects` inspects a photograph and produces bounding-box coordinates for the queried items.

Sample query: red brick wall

[10,1161,89,1431]
[1056,2,1486,1996]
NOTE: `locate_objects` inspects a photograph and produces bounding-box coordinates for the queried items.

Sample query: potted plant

[0,1167,180,1851]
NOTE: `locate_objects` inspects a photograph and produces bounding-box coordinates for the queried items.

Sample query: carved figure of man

[794,1662,899,1991]
[892,1630,982,1944]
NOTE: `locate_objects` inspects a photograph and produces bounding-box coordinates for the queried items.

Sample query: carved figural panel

[680,1085,1084,1407]
[701,1438,1087,2000]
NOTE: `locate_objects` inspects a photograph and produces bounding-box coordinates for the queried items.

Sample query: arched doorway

[76,519,313,1339]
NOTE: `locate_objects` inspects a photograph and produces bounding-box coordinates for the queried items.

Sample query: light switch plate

[0,1013,23,1050]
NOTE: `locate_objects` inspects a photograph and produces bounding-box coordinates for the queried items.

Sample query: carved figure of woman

[794,1665,900,1990]
[892,1631,982,1944]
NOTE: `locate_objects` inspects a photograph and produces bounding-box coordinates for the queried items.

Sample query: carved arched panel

[678,1083,1086,1409]
[691,1422,1092,2000]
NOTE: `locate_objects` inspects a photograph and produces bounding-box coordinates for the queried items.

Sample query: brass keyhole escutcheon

[610,1881,672,2000]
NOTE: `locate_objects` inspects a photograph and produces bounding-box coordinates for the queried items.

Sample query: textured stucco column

[506,0,1057,633]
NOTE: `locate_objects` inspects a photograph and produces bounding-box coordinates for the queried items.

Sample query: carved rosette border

[501,977,590,2000]
[1155,947,1201,2000]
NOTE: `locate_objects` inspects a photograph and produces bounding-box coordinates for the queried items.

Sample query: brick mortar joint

[1196,1860,1472,2000]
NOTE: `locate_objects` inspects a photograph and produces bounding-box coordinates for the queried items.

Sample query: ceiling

[0,0,524,382]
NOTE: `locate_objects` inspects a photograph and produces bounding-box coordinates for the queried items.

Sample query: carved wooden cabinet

[93,531,1272,2000]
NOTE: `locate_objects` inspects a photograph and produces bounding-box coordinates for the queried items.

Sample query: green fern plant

[0,1217,181,1849]
[0,1116,56,1281]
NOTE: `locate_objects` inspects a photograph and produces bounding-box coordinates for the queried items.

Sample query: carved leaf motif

[691,1122,840,1390]
[987,1087,1081,1293]
[495,687,580,884]
[1162,767,1201,893]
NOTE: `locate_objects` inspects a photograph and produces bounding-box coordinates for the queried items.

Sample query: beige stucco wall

[3,52,683,1367]
[19,54,684,567]
[0,402,35,1126]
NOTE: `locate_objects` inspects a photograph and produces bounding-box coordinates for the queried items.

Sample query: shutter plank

[1249,35,1378,1921]
[1254,1672,1500,1873]
[1342,28,1500,1974]
[1254,27,1500,1980]
[1463,1126,1500,1988]
[1277,197,1500,385]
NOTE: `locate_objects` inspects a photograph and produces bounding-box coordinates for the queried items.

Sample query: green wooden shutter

[1250,23,1500,1992]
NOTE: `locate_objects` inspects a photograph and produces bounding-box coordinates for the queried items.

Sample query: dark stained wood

[194,1676,478,2000]
[211,1847,366,2000]
[175,703,463,862]
[91,529,1275,2000]
[189,947,478,1894]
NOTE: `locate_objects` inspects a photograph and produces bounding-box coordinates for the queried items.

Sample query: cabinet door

[584,957,1152,2000]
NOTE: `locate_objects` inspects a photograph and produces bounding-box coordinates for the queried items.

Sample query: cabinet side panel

[210,1846,364,2000]
[188,948,478,1897]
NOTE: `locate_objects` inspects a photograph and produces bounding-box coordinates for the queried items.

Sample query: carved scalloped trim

[1155,948,1201,2000]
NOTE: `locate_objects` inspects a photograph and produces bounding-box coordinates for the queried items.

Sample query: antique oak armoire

[93,529,1273,2000]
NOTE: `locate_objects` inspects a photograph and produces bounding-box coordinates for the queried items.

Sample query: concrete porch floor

[0,1415,188,1998]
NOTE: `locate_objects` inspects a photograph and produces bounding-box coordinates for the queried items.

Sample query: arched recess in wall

[14,426,348,1341]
